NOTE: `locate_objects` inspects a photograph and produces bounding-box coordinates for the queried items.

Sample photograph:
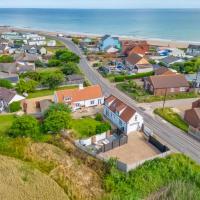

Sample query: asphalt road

[58,37,200,163]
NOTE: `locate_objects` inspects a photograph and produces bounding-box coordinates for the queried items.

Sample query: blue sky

[0,0,200,9]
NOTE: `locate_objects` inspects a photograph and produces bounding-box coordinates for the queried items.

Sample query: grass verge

[154,108,189,132]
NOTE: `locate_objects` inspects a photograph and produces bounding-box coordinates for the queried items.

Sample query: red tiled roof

[55,85,103,103]
[105,95,136,122]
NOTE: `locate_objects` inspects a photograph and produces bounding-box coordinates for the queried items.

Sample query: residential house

[0,63,17,74]
[22,45,38,54]
[0,72,19,85]
[187,44,200,56]
[1,32,23,41]
[0,87,24,112]
[105,46,119,54]
[22,33,46,41]
[28,40,46,46]
[0,38,9,45]
[0,44,8,54]
[159,56,184,67]
[66,74,84,85]
[104,95,143,134]
[154,67,177,76]
[47,40,56,47]
[144,73,189,96]
[184,100,200,137]
[99,35,121,51]
[122,40,149,56]
[126,53,153,73]
[54,85,104,111]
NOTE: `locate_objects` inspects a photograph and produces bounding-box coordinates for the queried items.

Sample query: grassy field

[27,85,78,99]
[0,115,15,135]
[103,154,200,200]
[154,108,189,132]
[0,155,69,200]
[71,117,103,139]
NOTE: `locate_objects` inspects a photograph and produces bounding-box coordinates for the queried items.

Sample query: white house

[54,85,104,111]
[28,40,47,46]
[47,40,56,47]
[104,95,143,134]
[0,87,25,112]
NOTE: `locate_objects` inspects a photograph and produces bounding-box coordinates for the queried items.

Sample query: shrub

[95,113,103,121]
[0,79,13,89]
[9,115,40,138]
[114,76,125,82]
[0,55,14,63]
[9,102,21,113]
[96,122,111,134]
[16,79,38,93]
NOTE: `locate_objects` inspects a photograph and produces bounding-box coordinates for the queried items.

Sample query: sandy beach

[0,26,200,48]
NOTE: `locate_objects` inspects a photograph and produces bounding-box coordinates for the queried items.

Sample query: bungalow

[144,73,189,96]
[22,45,38,54]
[99,35,121,51]
[22,33,46,41]
[54,85,104,111]
[159,56,184,67]
[154,67,177,76]
[47,40,56,47]
[126,53,153,73]
[186,44,200,56]
[103,95,143,134]
[28,40,46,46]
[0,87,24,112]
[66,74,84,85]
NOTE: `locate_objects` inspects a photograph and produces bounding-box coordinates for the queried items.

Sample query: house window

[180,87,186,92]
[119,119,122,126]
[76,103,80,107]
[98,99,101,104]
[135,115,138,121]
[170,88,175,92]
[90,100,95,105]
[64,96,72,102]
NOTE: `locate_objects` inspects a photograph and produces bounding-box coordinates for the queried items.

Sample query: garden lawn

[154,108,189,132]
[27,85,77,99]
[0,115,15,136]
[71,117,102,139]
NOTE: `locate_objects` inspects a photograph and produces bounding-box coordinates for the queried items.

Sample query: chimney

[79,84,84,90]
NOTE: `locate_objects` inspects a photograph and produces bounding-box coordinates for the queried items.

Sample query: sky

[0,0,200,9]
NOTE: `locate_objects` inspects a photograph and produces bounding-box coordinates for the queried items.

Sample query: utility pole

[162,88,167,111]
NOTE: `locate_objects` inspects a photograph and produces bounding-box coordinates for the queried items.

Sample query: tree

[20,71,41,82]
[16,79,38,93]
[44,103,71,117]
[95,113,103,121]
[43,111,71,133]
[40,71,64,89]
[61,62,80,75]
[9,115,40,138]
[0,55,14,63]
[9,102,21,113]
[96,123,111,134]
[48,59,62,67]
[35,60,45,68]
[0,79,13,89]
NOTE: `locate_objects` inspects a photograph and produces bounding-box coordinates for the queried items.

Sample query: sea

[0,8,200,42]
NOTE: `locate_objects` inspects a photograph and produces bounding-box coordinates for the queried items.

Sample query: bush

[114,71,154,82]
[0,79,13,89]
[9,115,40,138]
[9,102,21,113]
[0,55,14,63]
[61,62,80,75]
[96,122,111,134]
[95,113,103,121]
[16,79,38,93]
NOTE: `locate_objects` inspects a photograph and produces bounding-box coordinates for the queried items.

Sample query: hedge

[114,71,154,82]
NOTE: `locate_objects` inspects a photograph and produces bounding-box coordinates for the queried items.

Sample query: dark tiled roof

[148,74,189,89]
[0,87,16,104]
[127,53,142,65]
[67,74,84,81]
[188,44,200,50]
[154,67,175,76]
[160,56,182,65]
[105,95,136,123]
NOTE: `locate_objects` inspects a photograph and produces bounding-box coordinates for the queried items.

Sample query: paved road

[58,37,200,163]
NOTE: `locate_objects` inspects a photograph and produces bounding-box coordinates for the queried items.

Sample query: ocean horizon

[0,8,200,42]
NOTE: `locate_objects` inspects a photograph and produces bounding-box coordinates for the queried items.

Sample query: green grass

[27,85,78,99]
[0,115,15,135]
[154,108,189,132]
[71,117,103,139]
[103,154,200,200]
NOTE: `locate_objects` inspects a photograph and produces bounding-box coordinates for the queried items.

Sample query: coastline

[1,25,200,48]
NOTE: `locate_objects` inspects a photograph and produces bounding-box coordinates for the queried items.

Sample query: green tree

[96,123,111,134]
[43,111,71,133]
[61,62,80,75]
[48,59,62,67]
[0,79,13,89]
[9,102,21,113]
[16,79,38,93]
[35,60,45,68]
[9,115,40,138]
[40,71,64,89]
[44,103,71,117]
[0,55,14,63]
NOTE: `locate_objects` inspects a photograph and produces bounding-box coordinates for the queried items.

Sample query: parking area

[100,132,160,164]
